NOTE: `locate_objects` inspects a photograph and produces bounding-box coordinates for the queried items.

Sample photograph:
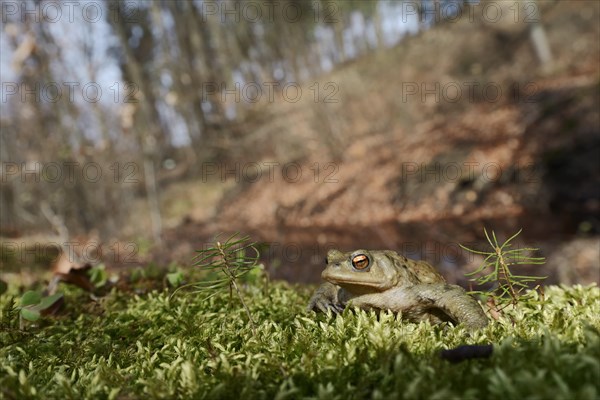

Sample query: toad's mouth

[322,270,391,291]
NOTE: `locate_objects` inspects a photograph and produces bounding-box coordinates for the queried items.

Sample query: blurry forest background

[1,0,598,286]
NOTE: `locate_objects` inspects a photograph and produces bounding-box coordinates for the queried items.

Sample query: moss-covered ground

[1,281,599,399]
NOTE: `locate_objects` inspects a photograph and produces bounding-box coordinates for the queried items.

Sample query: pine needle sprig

[461,228,546,310]
[172,233,260,332]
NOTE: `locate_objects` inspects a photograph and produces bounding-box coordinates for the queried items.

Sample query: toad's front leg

[307,282,345,314]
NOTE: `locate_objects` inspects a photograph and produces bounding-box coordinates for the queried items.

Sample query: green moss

[1,283,599,399]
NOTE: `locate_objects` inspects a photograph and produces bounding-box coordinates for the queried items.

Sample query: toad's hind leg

[426,307,457,326]
[415,284,489,330]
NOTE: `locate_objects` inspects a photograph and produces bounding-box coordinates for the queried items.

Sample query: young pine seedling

[460,229,547,313]
[173,233,260,332]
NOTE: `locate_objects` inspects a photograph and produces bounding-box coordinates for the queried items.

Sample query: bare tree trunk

[373,3,385,50]
[524,0,553,67]
[109,2,163,246]
[333,13,347,63]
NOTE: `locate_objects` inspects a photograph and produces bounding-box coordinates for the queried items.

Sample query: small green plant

[460,229,547,310]
[0,298,23,344]
[17,291,64,328]
[173,233,260,331]
[166,271,184,288]
[88,264,108,288]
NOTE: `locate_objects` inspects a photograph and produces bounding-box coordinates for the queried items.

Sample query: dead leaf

[486,297,501,320]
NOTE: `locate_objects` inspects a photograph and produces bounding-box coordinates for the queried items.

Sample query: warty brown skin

[308,249,488,330]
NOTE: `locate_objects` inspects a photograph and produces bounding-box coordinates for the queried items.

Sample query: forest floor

[1,3,599,398]
[1,278,598,399]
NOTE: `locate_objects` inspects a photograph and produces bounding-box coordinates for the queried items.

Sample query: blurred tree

[524,0,553,66]
[108,1,164,245]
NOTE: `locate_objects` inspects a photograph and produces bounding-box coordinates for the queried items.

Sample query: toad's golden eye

[352,254,370,270]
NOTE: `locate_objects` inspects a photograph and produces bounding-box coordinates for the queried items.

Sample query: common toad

[308,249,488,330]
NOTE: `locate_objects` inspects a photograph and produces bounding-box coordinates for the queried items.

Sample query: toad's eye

[352,254,370,270]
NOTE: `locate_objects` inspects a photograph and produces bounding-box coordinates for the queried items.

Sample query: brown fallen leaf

[47,250,95,294]
[39,293,65,317]
[486,297,501,320]
[55,264,95,291]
